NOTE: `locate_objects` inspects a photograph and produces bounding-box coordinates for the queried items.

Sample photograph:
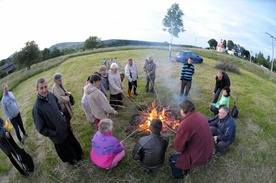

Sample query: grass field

[0,47,276,183]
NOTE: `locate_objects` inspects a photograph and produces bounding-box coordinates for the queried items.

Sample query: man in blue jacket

[209,105,236,156]
[2,84,29,145]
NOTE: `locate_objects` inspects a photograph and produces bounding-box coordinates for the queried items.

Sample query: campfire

[127,101,181,134]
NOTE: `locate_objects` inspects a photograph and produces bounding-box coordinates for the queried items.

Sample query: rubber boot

[128,90,132,98]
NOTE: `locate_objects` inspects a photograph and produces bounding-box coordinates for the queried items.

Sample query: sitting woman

[90,119,125,169]
[210,86,230,115]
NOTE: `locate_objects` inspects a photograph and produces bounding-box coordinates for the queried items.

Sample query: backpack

[231,102,239,118]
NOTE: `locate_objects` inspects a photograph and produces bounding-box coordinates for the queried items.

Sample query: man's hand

[114,111,118,115]
[212,92,215,95]
[213,136,218,144]
[131,81,135,86]
[5,132,10,138]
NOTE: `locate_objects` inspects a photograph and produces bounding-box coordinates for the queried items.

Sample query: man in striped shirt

[180,57,195,101]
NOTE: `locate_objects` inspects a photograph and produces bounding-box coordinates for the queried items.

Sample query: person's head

[218,105,229,119]
[187,57,193,64]
[147,56,153,63]
[149,118,163,135]
[110,63,119,73]
[54,73,63,86]
[89,74,101,88]
[217,72,223,81]
[36,78,48,97]
[127,58,133,66]
[99,119,113,133]
[2,83,9,94]
[222,86,230,97]
[179,100,195,117]
[100,65,107,75]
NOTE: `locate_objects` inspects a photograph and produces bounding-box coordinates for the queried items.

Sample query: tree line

[207,38,275,71]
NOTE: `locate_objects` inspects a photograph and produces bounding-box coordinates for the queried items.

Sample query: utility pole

[265,32,276,72]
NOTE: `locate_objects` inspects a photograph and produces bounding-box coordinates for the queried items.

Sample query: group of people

[179,57,232,116]
[0,55,236,180]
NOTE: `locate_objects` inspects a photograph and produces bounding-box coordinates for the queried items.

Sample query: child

[132,119,169,173]
[99,65,109,96]
[90,119,125,169]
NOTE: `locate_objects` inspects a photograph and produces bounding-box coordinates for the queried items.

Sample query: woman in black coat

[0,117,28,176]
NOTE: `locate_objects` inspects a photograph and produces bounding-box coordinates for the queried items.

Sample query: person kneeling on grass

[132,118,169,173]
[90,119,125,169]
[208,105,236,156]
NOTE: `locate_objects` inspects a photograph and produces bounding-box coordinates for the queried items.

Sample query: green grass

[0,46,276,182]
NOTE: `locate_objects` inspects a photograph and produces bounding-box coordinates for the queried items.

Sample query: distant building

[216,43,226,52]
[227,50,235,55]
[0,63,14,74]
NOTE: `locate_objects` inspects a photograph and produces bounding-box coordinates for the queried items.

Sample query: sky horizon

[0,0,275,61]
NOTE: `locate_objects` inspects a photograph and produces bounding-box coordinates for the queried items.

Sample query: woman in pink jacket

[90,119,125,169]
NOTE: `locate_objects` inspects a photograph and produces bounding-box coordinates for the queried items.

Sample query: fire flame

[139,101,180,133]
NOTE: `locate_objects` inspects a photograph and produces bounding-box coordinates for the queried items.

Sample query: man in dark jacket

[213,71,231,103]
[209,105,236,156]
[169,100,214,179]
[132,118,169,173]
[32,78,83,165]
[143,56,156,94]
[0,117,28,176]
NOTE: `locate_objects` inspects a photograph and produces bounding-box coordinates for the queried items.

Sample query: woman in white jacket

[125,58,138,97]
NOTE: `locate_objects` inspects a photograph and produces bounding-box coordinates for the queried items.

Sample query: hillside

[0,47,275,183]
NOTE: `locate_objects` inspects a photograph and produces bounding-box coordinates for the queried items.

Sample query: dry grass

[0,47,276,183]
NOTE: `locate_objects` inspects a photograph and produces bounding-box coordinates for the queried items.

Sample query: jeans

[213,88,222,103]
[169,154,184,178]
[210,126,232,153]
[145,77,155,93]
[10,112,26,141]
[180,80,192,97]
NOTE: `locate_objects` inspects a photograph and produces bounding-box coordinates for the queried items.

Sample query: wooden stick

[122,125,145,142]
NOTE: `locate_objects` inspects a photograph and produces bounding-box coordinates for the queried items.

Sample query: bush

[215,60,241,75]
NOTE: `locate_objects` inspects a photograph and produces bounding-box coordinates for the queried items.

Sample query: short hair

[128,58,133,61]
[36,78,46,88]
[99,119,113,133]
[100,65,107,71]
[222,86,231,97]
[147,56,153,61]
[180,100,195,114]
[2,83,8,88]
[149,118,163,135]
[188,57,193,60]
[54,73,62,81]
[219,105,229,114]
[89,74,101,83]
[110,63,119,69]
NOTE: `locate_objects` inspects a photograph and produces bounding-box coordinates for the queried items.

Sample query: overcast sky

[0,0,275,60]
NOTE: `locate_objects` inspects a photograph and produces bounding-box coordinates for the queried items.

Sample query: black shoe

[24,133,29,137]
[169,172,184,179]
[21,171,29,177]
[20,140,24,145]
[134,93,138,96]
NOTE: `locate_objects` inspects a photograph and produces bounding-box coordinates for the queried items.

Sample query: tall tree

[84,36,105,50]
[207,39,218,49]
[13,41,40,69]
[41,48,51,61]
[223,40,227,49]
[227,40,235,50]
[162,3,185,58]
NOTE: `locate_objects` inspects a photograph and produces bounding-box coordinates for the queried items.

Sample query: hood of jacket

[84,83,98,95]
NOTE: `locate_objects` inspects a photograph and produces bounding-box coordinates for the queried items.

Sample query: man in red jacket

[169,100,214,179]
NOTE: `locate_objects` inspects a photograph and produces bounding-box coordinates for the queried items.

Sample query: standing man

[32,78,83,165]
[208,105,236,156]
[169,100,214,179]
[143,56,156,94]
[125,58,139,97]
[180,57,195,101]
[2,84,28,145]
[213,71,231,103]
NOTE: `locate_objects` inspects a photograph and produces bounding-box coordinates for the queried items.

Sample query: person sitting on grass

[208,105,236,156]
[90,119,125,169]
[210,86,230,116]
[132,118,169,173]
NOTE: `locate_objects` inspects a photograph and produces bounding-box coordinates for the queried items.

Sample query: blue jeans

[213,88,222,103]
[169,154,184,178]
[145,77,155,93]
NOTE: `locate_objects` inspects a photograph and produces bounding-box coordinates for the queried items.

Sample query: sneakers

[20,140,24,145]
[134,93,139,96]
[168,172,184,179]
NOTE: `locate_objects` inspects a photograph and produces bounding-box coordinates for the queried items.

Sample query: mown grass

[0,46,276,183]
